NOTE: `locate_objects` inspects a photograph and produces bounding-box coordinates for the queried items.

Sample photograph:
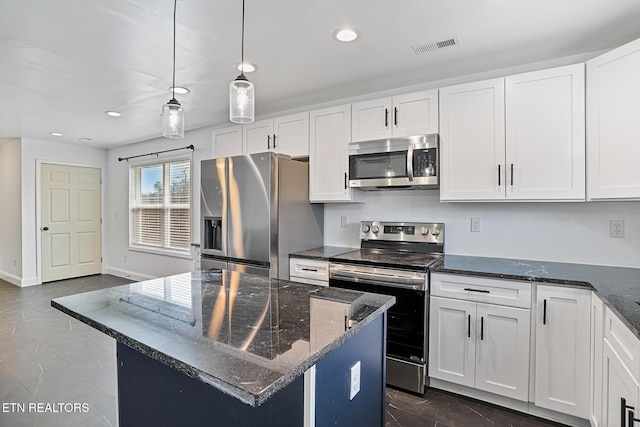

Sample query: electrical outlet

[123,255,128,263]
[471,217,481,233]
[13,258,17,267]
[349,361,361,400]
[610,220,625,238]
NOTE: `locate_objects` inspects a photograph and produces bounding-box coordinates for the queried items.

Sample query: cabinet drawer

[431,273,531,308]
[605,306,640,381]
[289,258,329,283]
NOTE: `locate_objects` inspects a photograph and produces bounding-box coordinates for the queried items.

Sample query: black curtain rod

[118,144,194,162]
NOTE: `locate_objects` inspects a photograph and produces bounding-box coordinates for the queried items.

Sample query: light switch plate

[341,215,349,228]
[350,361,361,400]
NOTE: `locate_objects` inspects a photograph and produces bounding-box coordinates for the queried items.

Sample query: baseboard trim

[0,271,38,287]
[106,267,155,282]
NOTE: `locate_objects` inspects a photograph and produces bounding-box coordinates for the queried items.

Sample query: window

[129,158,191,254]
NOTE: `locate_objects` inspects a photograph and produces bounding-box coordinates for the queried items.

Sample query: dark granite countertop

[432,255,640,338]
[51,270,395,407]
[289,246,358,260]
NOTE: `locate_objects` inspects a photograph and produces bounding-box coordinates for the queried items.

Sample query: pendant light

[162,0,184,138]
[229,0,254,124]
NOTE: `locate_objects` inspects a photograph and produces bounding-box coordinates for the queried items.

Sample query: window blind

[129,159,191,253]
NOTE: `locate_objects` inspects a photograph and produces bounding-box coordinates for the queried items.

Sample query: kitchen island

[51,270,395,427]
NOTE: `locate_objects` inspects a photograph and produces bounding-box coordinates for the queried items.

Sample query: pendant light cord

[172,0,177,100]
[240,0,245,74]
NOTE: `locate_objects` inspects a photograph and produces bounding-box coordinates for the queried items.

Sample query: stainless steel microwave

[348,134,439,190]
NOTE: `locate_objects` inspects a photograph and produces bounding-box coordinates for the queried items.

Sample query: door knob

[42,226,49,231]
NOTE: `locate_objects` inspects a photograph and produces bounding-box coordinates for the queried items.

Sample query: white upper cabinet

[505,64,585,200]
[212,125,243,158]
[243,119,274,154]
[244,112,310,158]
[309,105,362,203]
[273,112,310,158]
[439,78,506,201]
[351,89,438,142]
[440,65,585,201]
[587,37,640,200]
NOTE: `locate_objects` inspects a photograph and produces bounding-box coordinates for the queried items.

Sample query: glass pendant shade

[162,98,184,138]
[229,74,254,124]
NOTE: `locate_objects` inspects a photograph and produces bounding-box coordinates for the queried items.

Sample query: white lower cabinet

[429,274,531,402]
[591,295,604,427]
[603,338,640,427]
[289,258,329,287]
[534,285,591,419]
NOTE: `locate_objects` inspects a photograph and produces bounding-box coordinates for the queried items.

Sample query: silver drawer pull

[464,287,490,294]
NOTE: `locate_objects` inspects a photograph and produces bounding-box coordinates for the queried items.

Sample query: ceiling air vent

[412,35,460,55]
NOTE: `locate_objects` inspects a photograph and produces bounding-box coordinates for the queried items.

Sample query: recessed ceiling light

[78,137,93,142]
[105,111,122,117]
[334,29,359,43]
[234,62,257,73]
[169,86,190,95]
[50,132,63,137]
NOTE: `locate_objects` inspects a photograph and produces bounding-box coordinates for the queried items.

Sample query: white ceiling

[2,0,640,149]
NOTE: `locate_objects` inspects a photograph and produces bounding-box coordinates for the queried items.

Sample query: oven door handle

[330,270,425,290]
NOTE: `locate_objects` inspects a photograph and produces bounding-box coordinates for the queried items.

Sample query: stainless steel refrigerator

[200,152,324,279]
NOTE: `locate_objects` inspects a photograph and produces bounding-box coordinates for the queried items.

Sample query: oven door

[328,264,426,363]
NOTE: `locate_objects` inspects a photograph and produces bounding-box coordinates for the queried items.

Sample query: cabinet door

[587,37,640,200]
[439,78,506,201]
[603,338,640,427]
[475,303,530,402]
[309,105,354,202]
[273,112,309,158]
[351,97,392,142]
[535,285,590,418]
[428,297,476,388]
[244,119,274,154]
[591,295,604,427]
[393,90,439,137]
[505,64,585,201]
[212,126,243,158]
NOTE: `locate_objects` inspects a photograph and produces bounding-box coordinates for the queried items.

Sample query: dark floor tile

[388,387,496,427]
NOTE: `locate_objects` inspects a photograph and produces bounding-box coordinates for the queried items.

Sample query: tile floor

[0,275,567,427]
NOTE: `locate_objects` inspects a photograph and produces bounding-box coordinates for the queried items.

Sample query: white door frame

[35,159,106,285]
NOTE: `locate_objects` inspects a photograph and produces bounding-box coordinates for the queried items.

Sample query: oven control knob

[432,227,441,236]
[362,224,370,233]
[371,225,380,234]
[420,226,429,236]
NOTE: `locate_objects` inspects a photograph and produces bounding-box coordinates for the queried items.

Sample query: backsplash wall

[323,190,640,268]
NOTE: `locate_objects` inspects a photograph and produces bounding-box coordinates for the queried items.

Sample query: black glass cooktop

[329,248,443,271]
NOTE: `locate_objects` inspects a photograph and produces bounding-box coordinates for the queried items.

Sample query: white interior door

[41,164,102,282]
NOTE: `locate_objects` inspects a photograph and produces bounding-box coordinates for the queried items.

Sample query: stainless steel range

[328,221,444,394]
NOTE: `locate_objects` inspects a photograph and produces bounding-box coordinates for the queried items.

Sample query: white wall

[106,128,212,280]
[0,138,23,285]
[20,138,108,286]
[324,191,640,269]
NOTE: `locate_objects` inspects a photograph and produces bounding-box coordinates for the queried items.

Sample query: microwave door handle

[407,145,414,181]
